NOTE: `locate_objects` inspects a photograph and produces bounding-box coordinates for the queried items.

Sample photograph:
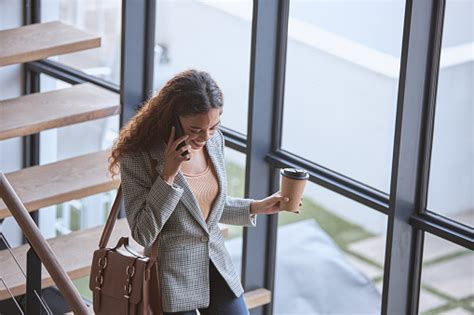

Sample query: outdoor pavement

[226,219,381,315]
[343,210,473,314]
[225,210,473,314]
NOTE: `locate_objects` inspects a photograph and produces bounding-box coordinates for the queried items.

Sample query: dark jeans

[163,260,249,315]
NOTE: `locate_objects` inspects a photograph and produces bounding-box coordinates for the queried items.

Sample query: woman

[109,69,297,315]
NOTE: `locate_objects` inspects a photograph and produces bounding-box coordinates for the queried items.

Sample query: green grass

[423,249,471,267]
[421,285,474,315]
[226,160,246,198]
[73,276,92,301]
[277,198,374,250]
[422,297,474,315]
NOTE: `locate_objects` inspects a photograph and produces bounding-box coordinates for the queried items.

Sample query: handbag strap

[98,184,123,249]
[98,154,161,260]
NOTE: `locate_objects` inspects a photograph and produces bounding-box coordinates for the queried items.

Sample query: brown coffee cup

[279,168,309,213]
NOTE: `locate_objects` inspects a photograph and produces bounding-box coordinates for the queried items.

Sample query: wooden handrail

[0,173,89,314]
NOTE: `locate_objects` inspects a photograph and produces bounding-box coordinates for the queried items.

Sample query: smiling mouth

[192,140,205,146]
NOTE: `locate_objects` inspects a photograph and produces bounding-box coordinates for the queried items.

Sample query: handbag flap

[90,247,151,304]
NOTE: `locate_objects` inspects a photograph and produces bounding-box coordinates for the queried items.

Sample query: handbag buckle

[126,264,135,277]
[124,283,133,299]
[95,274,104,286]
[98,256,108,269]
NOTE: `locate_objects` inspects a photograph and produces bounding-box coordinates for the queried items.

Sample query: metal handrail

[0,172,89,315]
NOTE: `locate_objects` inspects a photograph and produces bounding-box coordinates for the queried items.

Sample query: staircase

[0,21,271,312]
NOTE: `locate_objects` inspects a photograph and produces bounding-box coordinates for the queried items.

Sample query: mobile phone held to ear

[174,115,190,158]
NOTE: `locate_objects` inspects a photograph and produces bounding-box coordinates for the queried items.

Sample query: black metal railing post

[25,248,42,314]
[22,1,43,313]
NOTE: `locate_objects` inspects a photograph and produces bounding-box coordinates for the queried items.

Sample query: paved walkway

[225,210,473,314]
[226,219,381,315]
[346,211,473,314]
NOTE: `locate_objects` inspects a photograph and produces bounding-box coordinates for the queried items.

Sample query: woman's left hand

[250,191,302,215]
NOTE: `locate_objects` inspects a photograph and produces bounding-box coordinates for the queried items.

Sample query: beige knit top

[182,156,219,223]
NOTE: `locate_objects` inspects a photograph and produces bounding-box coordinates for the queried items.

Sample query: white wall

[154,0,252,135]
[428,62,473,218]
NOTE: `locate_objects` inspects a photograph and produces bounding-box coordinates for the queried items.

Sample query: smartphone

[174,115,190,158]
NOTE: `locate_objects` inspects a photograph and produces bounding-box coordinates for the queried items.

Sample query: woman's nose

[201,130,212,141]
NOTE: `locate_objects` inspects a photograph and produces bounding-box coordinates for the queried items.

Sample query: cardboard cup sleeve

[279,168,309,212]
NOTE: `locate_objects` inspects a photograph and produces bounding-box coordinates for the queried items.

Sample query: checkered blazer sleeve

[216,130,258,227]
[120,151,184,248]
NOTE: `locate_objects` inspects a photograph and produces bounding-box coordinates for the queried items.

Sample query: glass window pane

[275,180,387,314]
[41,0,122,85]
[419,233,473,314]
[222,147,246,276]
[281,1,406,192]
[154,0,252,135]
[427,0,473,227]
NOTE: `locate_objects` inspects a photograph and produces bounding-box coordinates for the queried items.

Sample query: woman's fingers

[177,144,192,161]
[179,150,192,160]
[173,135,190,151]
[272,191,289,201]
[279,196,289,202]
[177,144,192,155]
[167,126,175,147]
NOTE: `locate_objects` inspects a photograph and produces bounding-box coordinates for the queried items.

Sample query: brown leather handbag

[89,186,163,315]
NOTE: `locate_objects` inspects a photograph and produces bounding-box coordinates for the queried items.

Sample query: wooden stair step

[244,288,272,309]
[66,287,270,314]
[0,83,120,141]
[0,150,119,219]
[0,21,100,67]
[0,219,229,300]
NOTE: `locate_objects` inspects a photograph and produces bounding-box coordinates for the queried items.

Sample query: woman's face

[179,108,222,151]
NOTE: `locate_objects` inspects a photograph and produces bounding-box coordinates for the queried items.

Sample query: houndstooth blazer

[119,129,257,313]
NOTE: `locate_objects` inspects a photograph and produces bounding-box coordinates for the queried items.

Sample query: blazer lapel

[149,142,209,233]
[204,135,225,228]
[172,172,209,233]
[149,134,224,233]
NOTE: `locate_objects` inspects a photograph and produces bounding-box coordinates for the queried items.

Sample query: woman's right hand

[161,126,193,185]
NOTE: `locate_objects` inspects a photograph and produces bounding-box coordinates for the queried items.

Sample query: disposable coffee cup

[279,168,309,213]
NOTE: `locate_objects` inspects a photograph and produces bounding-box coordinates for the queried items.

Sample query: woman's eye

[190,125,219,134]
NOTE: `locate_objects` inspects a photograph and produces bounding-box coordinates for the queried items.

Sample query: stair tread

[0,219,230,300]
[0,150,120,219]
[66,287,270,314]
[0,83,120,140]
[243,288,272,309]
[0,21,100,67]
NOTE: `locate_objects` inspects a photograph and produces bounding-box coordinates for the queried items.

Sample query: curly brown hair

[108,69,224,177]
